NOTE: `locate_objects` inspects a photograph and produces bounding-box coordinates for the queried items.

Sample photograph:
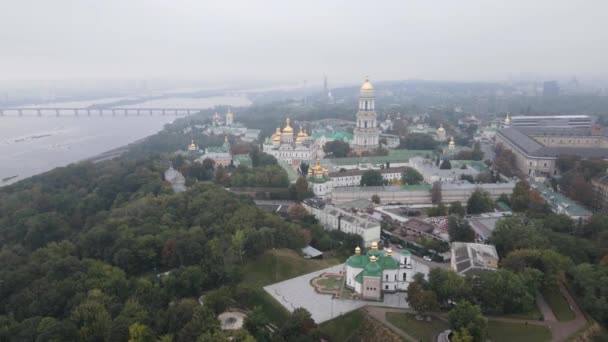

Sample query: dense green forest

[0,109,343,341]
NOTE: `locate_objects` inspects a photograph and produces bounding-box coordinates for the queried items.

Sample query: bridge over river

[0,108,206,117]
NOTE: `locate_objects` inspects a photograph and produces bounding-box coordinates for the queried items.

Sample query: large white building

[262,118,320,168]
[352,77,381,150]
[409,156,479,183]
[302,197,380,247]
[345,243,427,301]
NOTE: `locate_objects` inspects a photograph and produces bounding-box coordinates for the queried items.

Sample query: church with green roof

[345,241,418,301]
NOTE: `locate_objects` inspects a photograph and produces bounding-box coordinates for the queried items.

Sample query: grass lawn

[319,309,365,341]
[316,274,343,292]
[239,248,341,289]
[542,286,575,321]
[236,249,340,324]
[385,312,449,342]
[486,320,551,342]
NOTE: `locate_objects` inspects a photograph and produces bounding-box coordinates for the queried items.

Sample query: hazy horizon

[1,0,608,84]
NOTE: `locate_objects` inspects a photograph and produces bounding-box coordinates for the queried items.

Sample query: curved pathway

[364,282,587,342]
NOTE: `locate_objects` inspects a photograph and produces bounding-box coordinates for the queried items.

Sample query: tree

[448,301,487,342]
[360,170,385,186]
[501,248,572,286]
[401,167,424,185]
[231,230,247,263]
[490,217,548,257]
[427,268,470,309]
[279,308,317,340]
[244,306,271,342]
[449,201,465,217]
[510,181,531,212]
[427,203,448,217]
[430,182,442,204]
[323,140,351,158]
[299,162,309,176]
[466,189,494,214]
[407,281,439,317]
[473,269,537,315]
[403,133,439,150]
[448,216,476,242]
[371,194,381,204]
[439,159,452,170]
[294,177,309,201]
[452,328,474,342]
[287,204,309,221]
[128,323,155,342]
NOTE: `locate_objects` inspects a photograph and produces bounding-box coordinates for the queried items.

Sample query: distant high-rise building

[543,81,560,96]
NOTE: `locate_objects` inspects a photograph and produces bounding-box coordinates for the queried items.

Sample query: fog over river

[0,95,251,186]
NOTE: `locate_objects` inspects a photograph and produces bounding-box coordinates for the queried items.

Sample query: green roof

[346,254,368,268]
[400,249,411,255]
[496,201,511,211]
[450,160,489,172]
[311,131,353,141]
[206,145,230,153]
[362,260,383,277]
[531,182,592,217]
[377,255,399,270]
[366,249,385,258]
[336,199,373,209]
[330,149,433,166]
[233,154,252,168]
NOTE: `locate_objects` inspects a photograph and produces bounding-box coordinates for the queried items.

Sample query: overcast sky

[1,0,607,84]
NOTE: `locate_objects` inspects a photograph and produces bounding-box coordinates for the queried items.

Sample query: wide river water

[0,95,251,186]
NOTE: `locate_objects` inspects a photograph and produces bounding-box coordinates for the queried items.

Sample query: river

[0,95,251,186]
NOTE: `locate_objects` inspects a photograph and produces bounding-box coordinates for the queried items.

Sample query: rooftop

[329,167,407,178]
[531,182,593,218]
[328,149,432,166]
[451,242,499,276]
[497,126,608,159]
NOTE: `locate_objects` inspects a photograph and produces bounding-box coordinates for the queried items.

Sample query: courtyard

[264,263,415,323]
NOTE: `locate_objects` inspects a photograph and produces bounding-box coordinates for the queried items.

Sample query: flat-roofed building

[495,125,608,178]
[451,242,499,276]
[302,198,380,246]
[329,167,406,187]
[509,115,591,128]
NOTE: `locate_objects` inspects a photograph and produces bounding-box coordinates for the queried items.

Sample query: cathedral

[351,77,381,150]
[262,118,319,168]
[345,242,420,301]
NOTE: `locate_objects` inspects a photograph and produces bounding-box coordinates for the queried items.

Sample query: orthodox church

[262,118,320,168]
[351,77,381,150]
[345,242,418,301]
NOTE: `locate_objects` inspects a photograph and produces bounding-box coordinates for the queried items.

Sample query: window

[385,274,388,280]
[385,285,389,290]
[402,273,407,281]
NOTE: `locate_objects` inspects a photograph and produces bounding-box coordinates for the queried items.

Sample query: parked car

[423,255,432,262]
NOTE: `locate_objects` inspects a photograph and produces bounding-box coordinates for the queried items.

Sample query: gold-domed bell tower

[282,118,294,143]
[272,127,282,145]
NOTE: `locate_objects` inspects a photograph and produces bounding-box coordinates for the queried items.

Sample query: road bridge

[0,108,206,117]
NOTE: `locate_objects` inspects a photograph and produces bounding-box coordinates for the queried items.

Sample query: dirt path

[364,283,587,342]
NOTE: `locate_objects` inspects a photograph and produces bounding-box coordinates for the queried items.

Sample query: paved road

[363,306,419,342]
[390,244,451,270]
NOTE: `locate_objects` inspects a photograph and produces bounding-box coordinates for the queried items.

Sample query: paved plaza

[264,262,428,323]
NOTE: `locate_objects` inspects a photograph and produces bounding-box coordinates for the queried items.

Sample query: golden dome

[313,159,324,175]
[370,255,377,263]
[272,127,282,141]
[355,246,361,254]
[297,126,306,138]
[189,139,196,148]
[282,118,294,134]
[303,128,308,137]
[437,124,445,133]
[371,241,378,250]
[226,109,233,117]
[295,136,303,144]
[449,137,455,146]
[360,76,374,91]
[386,248,393,256]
